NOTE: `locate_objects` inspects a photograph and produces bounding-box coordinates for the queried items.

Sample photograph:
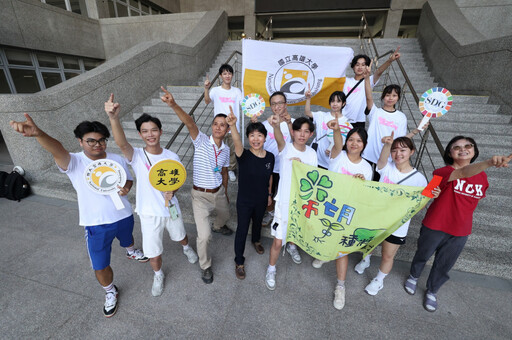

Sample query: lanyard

[212,144,222,168]
[143,148,152,170]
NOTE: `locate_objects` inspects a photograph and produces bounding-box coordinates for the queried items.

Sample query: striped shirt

[192,131,230,188]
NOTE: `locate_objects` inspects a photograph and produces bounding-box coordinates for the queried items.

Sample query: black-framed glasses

[83,138,108,146]
[451,143,473,151]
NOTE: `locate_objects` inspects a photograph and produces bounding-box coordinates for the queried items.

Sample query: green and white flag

[287,161,431,260]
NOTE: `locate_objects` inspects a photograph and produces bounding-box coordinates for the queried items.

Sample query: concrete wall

[0,10,228,181]
[417,0,512,114]
[151,0,181,13]
[455,0,512,39]
[100,12,205,59]
[0,0,105,59]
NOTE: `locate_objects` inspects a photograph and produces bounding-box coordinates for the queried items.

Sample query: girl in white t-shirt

[360,65,421,175]
[355,133,440,296]
[304,88,353,169]
[311,123,372,310]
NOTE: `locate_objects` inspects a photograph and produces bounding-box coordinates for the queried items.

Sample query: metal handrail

[165,50,242,162]
[360,13,445,171]
[258,16,273,40]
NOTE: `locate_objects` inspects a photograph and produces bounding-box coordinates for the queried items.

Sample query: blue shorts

[85,215,134,270]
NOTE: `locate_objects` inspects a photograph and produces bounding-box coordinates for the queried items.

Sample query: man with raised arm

[161,86,231,284]
[9,114,147,318]
[204,64,242,183]
[105,94,198,297]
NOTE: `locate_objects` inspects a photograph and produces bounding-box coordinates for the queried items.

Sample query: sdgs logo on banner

[267,55,320,104]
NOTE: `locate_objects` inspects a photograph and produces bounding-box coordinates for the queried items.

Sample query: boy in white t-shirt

[343,48,401,129]
[204,63,242,182]
[265,114,318,291]
[106,94,198,297]
[10,114,147,318]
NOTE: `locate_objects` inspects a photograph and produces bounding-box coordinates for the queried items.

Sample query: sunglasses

[451,143,473,151]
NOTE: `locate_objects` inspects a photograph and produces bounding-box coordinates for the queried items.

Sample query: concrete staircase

[29,38,512,280]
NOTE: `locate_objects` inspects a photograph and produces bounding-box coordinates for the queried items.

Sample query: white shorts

[270,200,289,240]
[139,214,186,258]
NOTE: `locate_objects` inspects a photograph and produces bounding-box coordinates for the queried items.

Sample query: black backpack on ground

[0,170,31,201]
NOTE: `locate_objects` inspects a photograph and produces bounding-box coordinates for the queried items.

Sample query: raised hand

[305,83,312,99]
[268,114,280,127]
[117,185,130,196]
[204,74,211,89]
[326,119,339,131]
[389,46,401,61]
[362,60,373,78]
[489,153,512,168]
[9,113,42,137]
[160,86,176,107]
[226,106,237,127]
[104,93,120,119]
[381,130,394,145]
[283,110,292,123]
[250,115,258,123]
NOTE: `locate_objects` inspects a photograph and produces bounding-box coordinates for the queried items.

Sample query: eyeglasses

[451,143,473,151]
[270,101,286,107]
[83,138,108,146]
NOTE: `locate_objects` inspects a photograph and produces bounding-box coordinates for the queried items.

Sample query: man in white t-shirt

[105,94,199,297]
[10,115,147,318]
[343,48,401,129]
[161,86,231,285]
[204,63,242,182]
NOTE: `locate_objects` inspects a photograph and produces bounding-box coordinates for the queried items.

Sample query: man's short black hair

[73,121,110,139]
[135,113,162,132]
[351,54,371,68]
[269,91,287,104]
[219,64,234,75]
[292,117,315,133]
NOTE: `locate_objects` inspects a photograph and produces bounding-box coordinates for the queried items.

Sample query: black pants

[234,201,267,265]
[410,225,468,294]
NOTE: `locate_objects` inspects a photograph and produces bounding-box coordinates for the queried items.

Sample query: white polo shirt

[191,131,230,189]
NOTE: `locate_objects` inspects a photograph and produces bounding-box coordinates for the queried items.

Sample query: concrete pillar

[383,9,403,38]
[244,14,256,39]
[84,0,110,19]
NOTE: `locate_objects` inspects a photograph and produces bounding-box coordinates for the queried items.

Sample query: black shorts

[385,234,406,245]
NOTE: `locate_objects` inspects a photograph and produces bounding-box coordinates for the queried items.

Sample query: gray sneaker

[183,247,198,264]
[152,273,165,297]
[265,269,276,290]
[286,245,302,264]
[262,211,274,227]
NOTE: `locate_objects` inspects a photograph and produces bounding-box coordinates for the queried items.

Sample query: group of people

[9,50,511,317]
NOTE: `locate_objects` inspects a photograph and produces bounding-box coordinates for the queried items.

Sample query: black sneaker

[202,267,214,284]
[103,285,119,318]
[212,225,233,236]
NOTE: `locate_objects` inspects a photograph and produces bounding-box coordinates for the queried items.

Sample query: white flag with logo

[242,40,353,108]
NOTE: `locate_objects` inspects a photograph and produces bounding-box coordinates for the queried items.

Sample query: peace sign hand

[362,60,373,78]
[9,113,42,138]
[104,93,121,119]
[390,46,401,61]
[305,84,312,99]
[160,86,177,107]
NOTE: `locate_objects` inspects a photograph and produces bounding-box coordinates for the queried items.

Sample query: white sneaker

[365,278,384,296]
[354,257,370,274]
[286,245,302,264]
[103,286,118,318]
[333,285,345,310]
[183,247,198,264]
[312,259,327,269]
[228,170,236,182]
[261,210,274,226]
[152,273,165,297]
[265,270,276,291]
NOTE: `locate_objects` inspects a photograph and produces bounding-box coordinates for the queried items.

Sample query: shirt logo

[378,117,398,131]
[454,179,484,199]
[219,96,236,104]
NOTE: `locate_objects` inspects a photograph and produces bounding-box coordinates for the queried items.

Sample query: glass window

[41,72,63,89]
[130,9,139,16]
[141,3,149,13]
[5,49,33,66]
[62,56,80,70]
[129,0,139,8]
[45,0,67,10]
[37,54,59,68]
[64,72,80,80]
[9,69,41,93]
[116,3,128,17]
[83,59,101,71]
[108,0,116,17]
[69,0,81,14]
[0,69,11,94]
